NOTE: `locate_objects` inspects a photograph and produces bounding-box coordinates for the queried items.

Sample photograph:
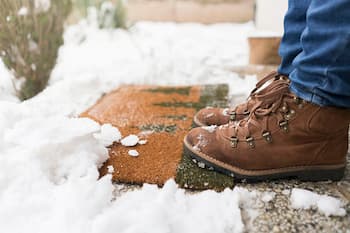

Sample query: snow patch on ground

[290,188,347,217]
[0,20,261,233]
[92,180,255,233]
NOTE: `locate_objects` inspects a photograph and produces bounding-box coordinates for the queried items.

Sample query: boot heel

[297,167,345,181]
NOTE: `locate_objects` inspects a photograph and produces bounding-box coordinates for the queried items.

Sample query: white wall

[255,0,288,33]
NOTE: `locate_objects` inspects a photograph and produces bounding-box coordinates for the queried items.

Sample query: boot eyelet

[281,106,288,112]
[229,111,236,121]
[230,136,238,148]
[262,131,272,143]
[294,97,301,104]
[246,136,255,148]
[243,109,250,115]
[279,120,289,133]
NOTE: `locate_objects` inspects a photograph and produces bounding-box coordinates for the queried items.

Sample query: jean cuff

[289,82,326,107]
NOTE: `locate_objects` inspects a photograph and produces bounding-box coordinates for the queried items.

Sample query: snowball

[121,135,139,147]
[128,150,139,157]
[93,123,122,147]
[290,188,346,217]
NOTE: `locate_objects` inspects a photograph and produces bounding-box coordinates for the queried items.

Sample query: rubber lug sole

[183,140,345,182]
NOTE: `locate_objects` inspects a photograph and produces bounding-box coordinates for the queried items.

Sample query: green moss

[174,84,234,190]
[175,152,234,191]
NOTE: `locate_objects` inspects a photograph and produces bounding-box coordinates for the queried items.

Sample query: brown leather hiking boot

[193,71,289,127]
[184,78,350,181]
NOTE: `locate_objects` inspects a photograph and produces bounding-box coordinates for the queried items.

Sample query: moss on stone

[175,84,235,190]
[175,152,234,191]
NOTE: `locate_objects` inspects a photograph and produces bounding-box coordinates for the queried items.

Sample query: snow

[92,180,256,233]
[290,188,347,217]
[107,165,114,173]
[138,139,147,145]
[128,149,139,157]
[202,125,217,133]
[222,108,230,116]
[0,19,268,233]
[261,191,276,203]
[121,134,139,147]
[93,123,122,146]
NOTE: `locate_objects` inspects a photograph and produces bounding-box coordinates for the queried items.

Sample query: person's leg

[278,0,311,76]
[184,0,350,182]
[289,0,350,108]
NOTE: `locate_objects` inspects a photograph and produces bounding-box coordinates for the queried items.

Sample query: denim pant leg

[288,0,350,108]
[278,0,311,76]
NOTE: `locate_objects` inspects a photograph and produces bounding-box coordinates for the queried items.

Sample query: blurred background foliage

[0,0,127,100]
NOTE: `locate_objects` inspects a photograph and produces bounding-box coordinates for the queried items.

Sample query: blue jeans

[278,0,350,108]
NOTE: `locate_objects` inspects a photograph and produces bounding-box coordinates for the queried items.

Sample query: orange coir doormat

[81,85,235,190]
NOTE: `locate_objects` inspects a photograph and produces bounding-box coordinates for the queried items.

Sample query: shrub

[0,0,72,100]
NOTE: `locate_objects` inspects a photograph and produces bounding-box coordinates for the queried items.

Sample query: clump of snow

[222,108,230,116]
[107,165,114,173]
[261,191,276,203]
[128,149,139,157]
[138,139,147,145]
[290,188,346,217]
[17,7,28,16]
[202,125,217,133]
[93,123,122,146]
[121,135,139,147]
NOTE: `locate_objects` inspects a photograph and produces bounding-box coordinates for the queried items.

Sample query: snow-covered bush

[0,0,72,100]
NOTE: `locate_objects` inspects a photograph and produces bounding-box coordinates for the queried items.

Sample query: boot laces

[228,71,289,121]
[229,78,301,148]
